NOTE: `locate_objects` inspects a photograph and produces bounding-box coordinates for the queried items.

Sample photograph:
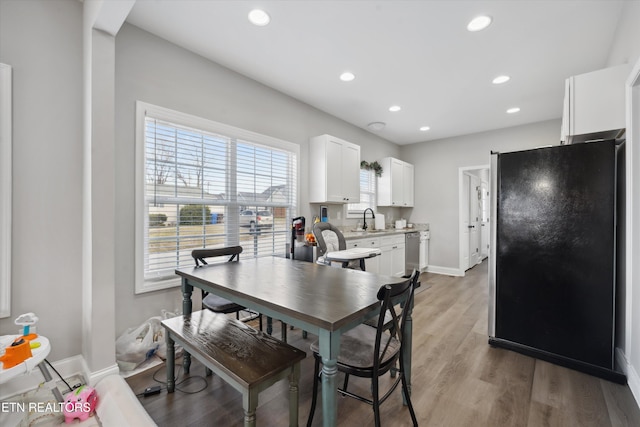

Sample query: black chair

[306,271,419,427]
[365,270,420,331]
[192,246,262,330]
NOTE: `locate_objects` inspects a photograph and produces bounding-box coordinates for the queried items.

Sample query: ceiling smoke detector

[367,122,386,131]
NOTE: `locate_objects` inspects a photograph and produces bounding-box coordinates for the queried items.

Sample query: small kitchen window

[346,169,376,218]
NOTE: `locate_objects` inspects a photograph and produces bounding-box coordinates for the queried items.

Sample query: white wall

[628,57,640,407]
[606,0,640,67]
[0,0,84,361]
[607,0,640,404]
[399,119,561,272]
[113,23,400,336]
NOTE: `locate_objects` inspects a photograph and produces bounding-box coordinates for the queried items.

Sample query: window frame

[346,168,377,219]
[135,102,299,293]
[0,64,11,318]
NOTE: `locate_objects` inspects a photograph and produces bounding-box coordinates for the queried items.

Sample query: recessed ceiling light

[419,126,430,131]
[340,72,355,82]
[248,9,270,26]
[492,75,510,84]
[507,107,521,114]
[389,105,401,112]
[467,15,492,32]
[367,122,386,131]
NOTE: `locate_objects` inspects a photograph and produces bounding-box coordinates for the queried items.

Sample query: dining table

[174,256,413,427]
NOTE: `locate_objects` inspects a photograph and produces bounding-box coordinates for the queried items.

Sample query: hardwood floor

[126,261,640,426]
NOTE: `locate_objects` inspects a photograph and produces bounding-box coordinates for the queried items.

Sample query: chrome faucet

[362,208,375,231]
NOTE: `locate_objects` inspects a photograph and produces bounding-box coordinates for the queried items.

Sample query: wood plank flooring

[126,261,640,426]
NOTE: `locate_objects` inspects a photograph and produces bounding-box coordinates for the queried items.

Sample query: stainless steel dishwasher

[405,230,430,276]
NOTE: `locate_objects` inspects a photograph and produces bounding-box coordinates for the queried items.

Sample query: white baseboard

[84,361,120,387]
[0,355,119,400]
[628,363,640,407]
[616,346,629,375]
[0,355,85,400]
[615,347,640,409]
[426,265,465,276]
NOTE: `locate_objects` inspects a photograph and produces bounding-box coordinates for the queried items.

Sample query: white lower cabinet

[379,235,406,277]
[347,237,380,273]
[346,233,406,276]
[388,235,406,277]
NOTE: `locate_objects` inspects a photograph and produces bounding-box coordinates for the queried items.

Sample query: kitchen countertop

[341,224,429,240]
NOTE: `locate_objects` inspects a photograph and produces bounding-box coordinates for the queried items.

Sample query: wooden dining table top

[175,256,405,332]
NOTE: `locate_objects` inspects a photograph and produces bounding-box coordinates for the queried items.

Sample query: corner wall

[0,0,84,361]
[400,119,562,272]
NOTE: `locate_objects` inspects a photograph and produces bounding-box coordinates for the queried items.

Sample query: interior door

[461,174,470,269]
[480,180,490,259]
[468,174,481,267]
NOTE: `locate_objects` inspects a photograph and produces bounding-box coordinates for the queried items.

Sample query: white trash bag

[116,317,161,371]
[155,309,183,360]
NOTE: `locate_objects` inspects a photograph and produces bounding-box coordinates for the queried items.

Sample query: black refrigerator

[488,140,626,383]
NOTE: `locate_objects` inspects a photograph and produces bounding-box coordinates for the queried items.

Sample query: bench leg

[166,333,175,393]
[289,364,301,427]
[243,389,258,427]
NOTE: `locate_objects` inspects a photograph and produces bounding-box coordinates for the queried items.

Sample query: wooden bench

[162,309,306,427]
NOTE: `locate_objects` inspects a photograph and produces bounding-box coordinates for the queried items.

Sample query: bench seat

[162,309,306,427]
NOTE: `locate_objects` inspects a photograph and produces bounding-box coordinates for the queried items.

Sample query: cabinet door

[342,143,360,203]
[391,243,406,276]
[364,254,379,274]
[561,78,571,143]
[347,238,379,273]
[379,246,392,276]
[402,162,414,207]
[390,158,404,206]
[325,138,345,202]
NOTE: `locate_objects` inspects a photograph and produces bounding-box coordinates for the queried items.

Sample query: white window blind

[136,102,298,293]
[347,169,377,218]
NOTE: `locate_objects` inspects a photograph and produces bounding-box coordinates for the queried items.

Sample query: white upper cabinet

[377,157,414,207]
[402,162,414,207]
[309,134,360,203]
[561,64,630,143]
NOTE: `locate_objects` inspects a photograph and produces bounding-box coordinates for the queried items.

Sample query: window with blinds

[135,102,298,293]
[347,169,377,218]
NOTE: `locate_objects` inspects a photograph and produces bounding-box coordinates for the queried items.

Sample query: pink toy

[63,385,98,423]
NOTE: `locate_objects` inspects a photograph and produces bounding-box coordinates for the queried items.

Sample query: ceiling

[125,1,626,145]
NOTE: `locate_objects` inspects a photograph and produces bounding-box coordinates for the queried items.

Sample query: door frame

[458,164,489,275]
[624,55,640,402]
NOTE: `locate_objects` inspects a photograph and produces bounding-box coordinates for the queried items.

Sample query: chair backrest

[192,246,243,267]
[312,222,346,257]
[373,269,419,372]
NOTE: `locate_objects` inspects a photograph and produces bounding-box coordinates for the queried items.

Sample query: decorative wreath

[360,160,383,177]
